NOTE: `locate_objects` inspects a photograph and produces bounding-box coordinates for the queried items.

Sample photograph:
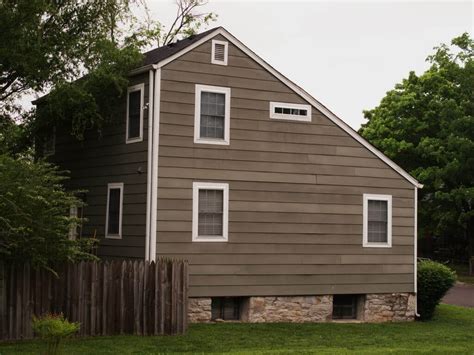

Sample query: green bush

[0,154,97,270]
[417,260,456,320]
[32,313,79,355]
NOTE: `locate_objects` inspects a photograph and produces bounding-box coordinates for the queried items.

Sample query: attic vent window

[270,102,312,122]
[211,40,228,65]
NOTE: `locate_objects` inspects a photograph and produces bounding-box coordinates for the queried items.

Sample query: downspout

[149,67,161,262]
[414,187,420,317]
[145,69,154,261]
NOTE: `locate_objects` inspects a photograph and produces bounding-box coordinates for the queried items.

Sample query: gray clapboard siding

[189,284,414,297]
[51,73,150,259]
[157,232,414,246]
[158,178,415,197]
[156,34,415,297]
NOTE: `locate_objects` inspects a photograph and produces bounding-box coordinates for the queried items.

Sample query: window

[68,205,83,240]
[212,297,242,320]
[126,83,144,143]
[332,295,359,320]
[211,40,228,65]
[192,182,229,242]
[194,85,231,145]
[363,194,392,247]
[43,127,56,156]
[106,183,124,239]
[270,102,312,122]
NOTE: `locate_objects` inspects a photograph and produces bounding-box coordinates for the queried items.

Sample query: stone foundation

[243,296,333,323]
[188,293,416,323]
[188,298,212,323]
[364,293,416,322]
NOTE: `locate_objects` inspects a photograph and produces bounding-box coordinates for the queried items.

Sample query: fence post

[0,263,6,339]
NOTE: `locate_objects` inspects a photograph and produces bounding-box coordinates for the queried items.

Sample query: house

[42,27,422,323]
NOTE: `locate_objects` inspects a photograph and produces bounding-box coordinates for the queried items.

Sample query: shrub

[32,313,79,355]
[417,259,456,320]
[0,154,97,271]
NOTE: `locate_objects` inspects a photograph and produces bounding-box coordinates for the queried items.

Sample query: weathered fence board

[0,259,188,340]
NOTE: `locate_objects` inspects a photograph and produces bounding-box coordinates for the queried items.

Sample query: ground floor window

[211,297,242,321]
[332,295,360,320]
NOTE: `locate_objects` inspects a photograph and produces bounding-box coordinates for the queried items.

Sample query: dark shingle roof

[142,27,219,66]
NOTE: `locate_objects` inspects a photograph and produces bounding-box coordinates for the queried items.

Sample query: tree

[0,154,96,270]
[359,33,474,260]
[0,0,216,268]
[1,0,216,143]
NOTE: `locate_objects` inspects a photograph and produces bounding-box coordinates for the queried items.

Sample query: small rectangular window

[332,295,359,320]
[194,85,231,145]
[106,183,123,239]
[126,84,144,143]
[211,297,242,321]
[363,194,392,247]
[270,102,312,122]
[68,205,83,240]
[43,127,56,157]
[211,40,228,65]
[193,182,229,242]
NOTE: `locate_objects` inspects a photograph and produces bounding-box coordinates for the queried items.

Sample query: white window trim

[270,102,312,122]
[68,205,78,241]
[192,182,229,242]
[194,84,231,145]
[363,194,392,248]
[43,126,56,157]
[211,39,228,65]
[105,182,124,239]
[126,83,145,144]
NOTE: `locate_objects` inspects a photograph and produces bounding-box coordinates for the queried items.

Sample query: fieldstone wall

[188,293,416,323]
[243,296,333,323]
[364,293,416,322]
[188,297,212,323]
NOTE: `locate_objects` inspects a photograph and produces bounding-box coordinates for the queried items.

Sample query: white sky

[147,0,473,129]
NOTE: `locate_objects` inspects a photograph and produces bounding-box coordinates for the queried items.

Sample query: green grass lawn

[1,304,473,354]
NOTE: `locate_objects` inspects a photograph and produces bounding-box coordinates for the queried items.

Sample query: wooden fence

[0,259,188,340]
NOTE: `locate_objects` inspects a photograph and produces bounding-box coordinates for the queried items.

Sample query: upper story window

[211,40,228,65]
[192,182,229,242]
[43,127,56,157]
[363,194,392,248]
[126,83,144,143]
[270,102,312,122]
[106,182,124,239]
[194,84,231,145]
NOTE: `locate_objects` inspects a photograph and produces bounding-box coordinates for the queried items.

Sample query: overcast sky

[147,0,473,129]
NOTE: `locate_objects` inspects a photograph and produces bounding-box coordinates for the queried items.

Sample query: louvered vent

[214,43,225,62]
[211,40,227,65]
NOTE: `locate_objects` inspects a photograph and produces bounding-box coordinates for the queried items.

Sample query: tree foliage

[359,33,474,258]
[1,0,216,142]
[0,154,97,269]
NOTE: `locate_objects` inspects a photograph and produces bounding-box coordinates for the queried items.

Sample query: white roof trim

[155,27,422,189]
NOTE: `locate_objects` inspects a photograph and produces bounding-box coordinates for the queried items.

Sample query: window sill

[363,242,392,248]
[105,234,122,240]
[193,235,228,242]
[194,138,229,146]
[126,137,143,144]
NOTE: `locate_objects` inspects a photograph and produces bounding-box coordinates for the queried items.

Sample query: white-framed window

[126,83,144,143]
[192,182,229,242]
[363,194,392,248]
[211,39,228,65]
[43,126,56,156]
[105,182,124,239]
[68,205,83,240]
[269,102,312,122]
[194,84,231,145]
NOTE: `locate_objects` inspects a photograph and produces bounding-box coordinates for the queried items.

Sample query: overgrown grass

[1,304,473,354]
